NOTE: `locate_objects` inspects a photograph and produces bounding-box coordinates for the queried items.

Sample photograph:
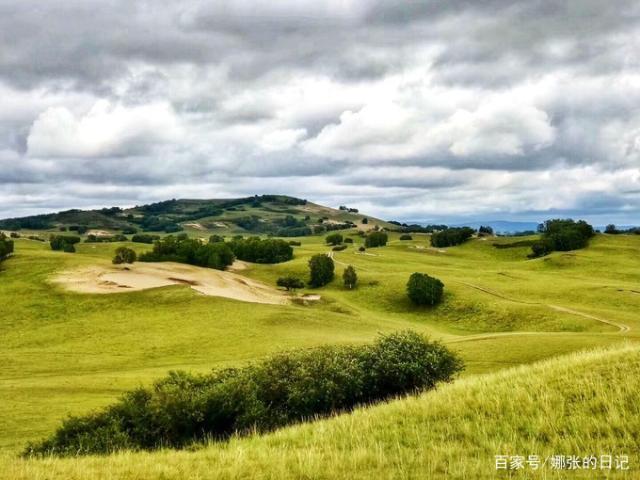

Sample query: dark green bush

[399,234,413,240]
[131,234,160,244]
[325,233,343,245]
[288,240,301,246]
[50,235,81,252]
[529,219,594,258]
[276,276,305,291]
[24,331,463,456]
[0,233,14,260]
[332,245,347,251]
[228,238,293,264]
[308,254,334,287]
[139,235,235,270]
[430,227,474,248]
[365,231,388,248]
[113,247,137,265]
[407,273,444,306]
[344,238,353,244]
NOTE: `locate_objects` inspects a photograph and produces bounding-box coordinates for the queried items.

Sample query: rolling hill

[0,195,393,237]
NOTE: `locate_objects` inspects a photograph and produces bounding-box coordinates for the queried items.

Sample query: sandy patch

[228,260,248,271]
[183,223,206,230]
[87,230,112,237]
[53,262,288,305]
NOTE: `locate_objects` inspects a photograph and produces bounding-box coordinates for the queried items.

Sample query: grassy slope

[0,233,638,461]
[5,344,639,479]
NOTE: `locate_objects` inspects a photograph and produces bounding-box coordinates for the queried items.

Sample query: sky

[0,0,639,224]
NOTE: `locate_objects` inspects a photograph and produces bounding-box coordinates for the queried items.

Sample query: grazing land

[1,200,639,478]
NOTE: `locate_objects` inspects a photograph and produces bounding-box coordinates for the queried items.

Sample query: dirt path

[457,281,631,334]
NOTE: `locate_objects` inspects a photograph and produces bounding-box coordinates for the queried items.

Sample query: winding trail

[457,281,631,334]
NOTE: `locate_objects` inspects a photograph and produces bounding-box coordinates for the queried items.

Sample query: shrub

[529,219,595,258]
[276,276,305,291]
[399,234,412,240]
[122,227,138,235]
[0,233,14,260]
[332,245,347,251]
[344,238,353,244]
[288,240,301,246]
[113,247,137,265]
[139,236,235,270]
[25,331,463,456]
[430,227,474,248]
[131,234,160,244]
[343,266,357,289]
[407,273,444,306]
[9,232,20,238]
[228,238,293,264]
[361,217,368,224]
[49,235,81,252]
[365,231,388,248]
[209,235,224,243]
[325,233,343,245]
[308,254,334,287]
[358,246,366,252]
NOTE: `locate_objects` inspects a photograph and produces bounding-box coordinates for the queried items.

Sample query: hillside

[0,195,393,237]
[5,344,639,479]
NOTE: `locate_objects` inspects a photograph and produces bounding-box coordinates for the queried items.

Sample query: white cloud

[27,100,182,158]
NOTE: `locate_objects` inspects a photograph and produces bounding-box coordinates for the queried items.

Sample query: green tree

[343,265,357,289]
[112,247,137,265]
[277,276,305,291]
[325,233,343,245]
[407,273,444,306]
[308,254,335,287]
[365,231,388,248]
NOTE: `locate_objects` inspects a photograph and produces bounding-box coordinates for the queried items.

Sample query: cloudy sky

[1,0,639,224]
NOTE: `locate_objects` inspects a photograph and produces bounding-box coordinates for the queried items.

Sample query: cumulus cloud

[0,0,639,222]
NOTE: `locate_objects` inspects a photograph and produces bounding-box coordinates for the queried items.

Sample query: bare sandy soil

[52,262,288,305]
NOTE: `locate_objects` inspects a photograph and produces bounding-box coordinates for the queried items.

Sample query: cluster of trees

[530,219,594,258]
[0,233,14,260]
[131,234,160,244]
[478,225,494,236]
[605,224,640,235]
[430,227,475,248]
[277,276,305,291]
[325,233,343,245]
[49,235,81,253]
[139,235,235,270]
[85,234,128,243]
[112,247,137,265]
[388,221,448,233]
[365,231,388,248]
[399,234,413,240]
[228,237,293,264]
[407,273,444,306]
[338,205,359,213]
[25,331,462,456]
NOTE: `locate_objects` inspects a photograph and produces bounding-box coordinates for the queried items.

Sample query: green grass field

[1,231,639,477]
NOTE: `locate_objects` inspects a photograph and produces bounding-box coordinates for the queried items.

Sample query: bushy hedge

[364,231,388,248]
[131,234,160,244]
[228,238,293,264]
[0,233,14,260]
[399,234,413,240]
[25,331,463,456]
[529,219,594,258]
[49,235,81,252]
[139,235,235,270]
[430,227,474,248]
[407,273,444,306]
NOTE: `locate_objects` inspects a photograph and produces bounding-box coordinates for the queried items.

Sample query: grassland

[1,229,639,477]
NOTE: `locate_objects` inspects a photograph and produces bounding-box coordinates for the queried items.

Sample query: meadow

[1,229,639,477]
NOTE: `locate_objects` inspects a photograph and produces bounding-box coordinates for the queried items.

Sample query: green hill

[0,195,392,236]
[5,344,639,479]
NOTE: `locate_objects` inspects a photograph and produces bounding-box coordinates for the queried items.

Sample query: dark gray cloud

[0,0,639,222]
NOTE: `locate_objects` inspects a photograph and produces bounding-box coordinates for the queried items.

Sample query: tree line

[530,219,594,258]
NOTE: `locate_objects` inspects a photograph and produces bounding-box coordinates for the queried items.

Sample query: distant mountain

[0,195,392,237]
[449,221,540,234]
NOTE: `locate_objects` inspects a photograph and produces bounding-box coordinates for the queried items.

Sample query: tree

[308,254,334,287]
[277,276,305,291]
[399,234,413,240]
[343,266,357,289]
[49,234,81,252]
[113,247,137,265]
[0,233,14,260]
[430,227,474,248]
[365,231,388,248]
[325,233,343,246]
[478,225,494,236]
[407,273,444,306]
[209,234,224,243]
[605,224,618,234]
[361,217,368,224]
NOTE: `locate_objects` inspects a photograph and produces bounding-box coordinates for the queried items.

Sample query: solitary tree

[407,273,444,306]
[113,246,137,265]
[308,254,335,287]
[605,224,618,234]
[343,266,357,289]
[277,276,305,291]
[325,233,343,245]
